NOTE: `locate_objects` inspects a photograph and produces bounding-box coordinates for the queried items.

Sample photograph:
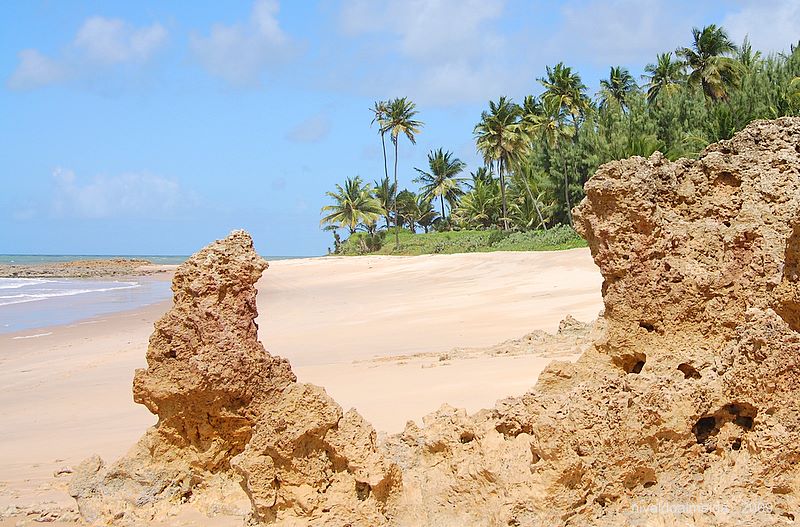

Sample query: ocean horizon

[0,254,317,265]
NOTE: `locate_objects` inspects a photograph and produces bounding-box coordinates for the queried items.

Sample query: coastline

[0,272,175,335]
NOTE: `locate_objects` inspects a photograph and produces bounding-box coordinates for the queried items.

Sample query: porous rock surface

[387,117,800,526]
[73,118,800,526]
[69,230,398,525]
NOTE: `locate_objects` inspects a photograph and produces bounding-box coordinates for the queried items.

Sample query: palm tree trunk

[563,157,573,226]
[498,160,509,230]
[520,176,547,231]
[381,132,390,231]
[393,139,400,249]
[440,195,446,224]
[381,132,389,181]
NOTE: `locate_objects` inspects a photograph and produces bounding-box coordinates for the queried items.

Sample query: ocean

[0,254,309,264]
[0,254,188,265]
[0,254,314,334]
[0,277,172,334]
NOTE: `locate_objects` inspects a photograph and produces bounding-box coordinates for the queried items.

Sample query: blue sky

[2,0,798,256]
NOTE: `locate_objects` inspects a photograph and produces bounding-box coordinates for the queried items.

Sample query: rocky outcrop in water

[73,117,800,526]
[0,259,169,278]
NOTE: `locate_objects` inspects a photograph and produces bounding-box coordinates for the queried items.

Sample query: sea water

[0,254,313,334]
[0,255,188,265]
[0,277,173,334]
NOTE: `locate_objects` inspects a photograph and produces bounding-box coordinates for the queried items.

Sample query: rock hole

[693,416,717,444]
[614,352,647,374]
[530,448,541,465]
[678,363,701,379]
[731,438,742,451]
[693,403,758,449]
[165,349,177,358]
[179,488,193,502]
[664,262,671,271]
[643,481,656,488]
[639,322,656,332]
[715,172,741,187]
[782,512,795,521]
[355,481,371,501]
[459,431,475,444]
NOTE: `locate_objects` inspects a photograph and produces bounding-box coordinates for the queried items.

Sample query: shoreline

[0,273,175,336]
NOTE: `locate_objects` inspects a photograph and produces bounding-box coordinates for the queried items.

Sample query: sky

[2,0,799,256]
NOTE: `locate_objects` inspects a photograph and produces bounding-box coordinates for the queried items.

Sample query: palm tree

[415,195,438,233]
[642,52,685,104]
[468,167,494,188]
[372,176,396,230]
[413,148,467,221]
[320,176,383,235]
[385,97,423,248]
[453,178,500,230]
[538,62,590,134]
[395,189,419,232]
[599,66,638,111]
[677,24,742,101]
[474,96,526,230]
[523,96,574,225]
[370,100,390,183]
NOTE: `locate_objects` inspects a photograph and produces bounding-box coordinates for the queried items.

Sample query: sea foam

[0,278,140,307]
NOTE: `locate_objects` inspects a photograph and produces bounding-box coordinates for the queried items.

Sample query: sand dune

[0,249,602,519]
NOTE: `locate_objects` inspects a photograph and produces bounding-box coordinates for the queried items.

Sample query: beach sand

[0,249,602,522]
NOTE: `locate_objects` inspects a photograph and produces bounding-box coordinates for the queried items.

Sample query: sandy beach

[0,249,602,521]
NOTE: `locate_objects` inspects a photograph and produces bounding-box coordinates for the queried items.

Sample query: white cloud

[340,0,504,62]
[286,112,331,143]
[51,168,191,219]
[7,49,66,90]
[7,16,167,90]
[74,17,167,65]
[723,0,800,53]
[190,0,296,86]
[550,0,691,67]
[336,0,510,105]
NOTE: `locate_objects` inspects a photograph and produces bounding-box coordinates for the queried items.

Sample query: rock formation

[73,117,800,526]
[386,117,800,526]
[70,231,398,525]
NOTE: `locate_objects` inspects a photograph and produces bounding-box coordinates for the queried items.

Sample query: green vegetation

[321,25,800,255]
[337,225,586,256]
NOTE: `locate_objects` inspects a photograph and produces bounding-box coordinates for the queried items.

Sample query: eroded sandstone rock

[70,230,397,525]
[384,118,800,526]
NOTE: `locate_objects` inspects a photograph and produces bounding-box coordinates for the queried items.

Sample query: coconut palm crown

[320,176,383,235]
[677,24,742,101]
[414,148,467,221]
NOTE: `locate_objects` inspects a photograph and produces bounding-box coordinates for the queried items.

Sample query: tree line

[321,25,800,252]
